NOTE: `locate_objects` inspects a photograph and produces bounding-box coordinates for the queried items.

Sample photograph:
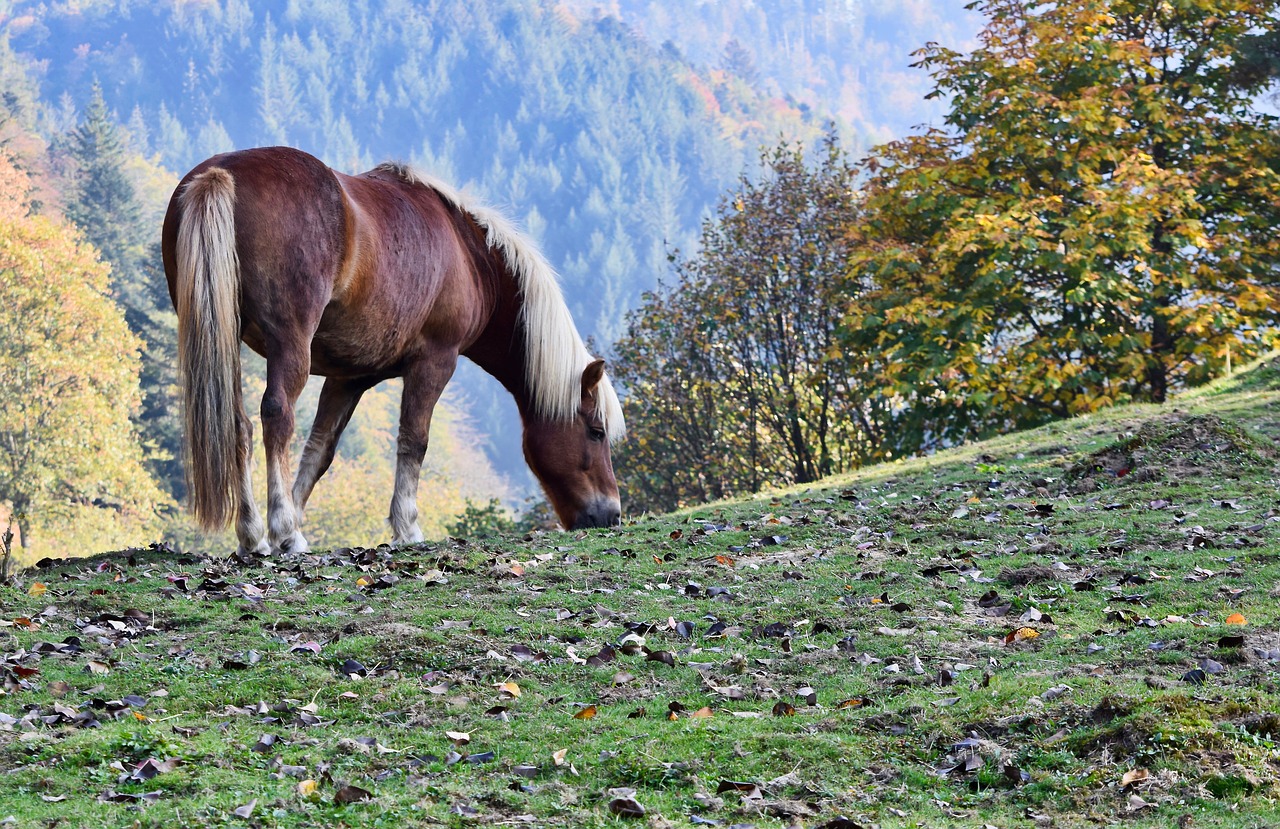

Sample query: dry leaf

[572,705,597,720]
[1225,613,1247,625]
[1121,768,1149,789]
[552,748,568,766]
[334,785,373,804]
[498,681,521,698]
[608,797,646,818]
[1005,627,1040,644]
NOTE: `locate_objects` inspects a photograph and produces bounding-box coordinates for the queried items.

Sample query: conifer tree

[64,83,184,499]
[66,83,145,288]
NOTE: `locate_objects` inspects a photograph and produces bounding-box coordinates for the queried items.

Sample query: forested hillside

[5,0,842,341]
[560,0,981,142]
[6,0,926,487]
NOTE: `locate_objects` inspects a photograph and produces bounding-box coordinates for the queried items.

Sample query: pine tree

[64,82,184,501]
[65,83,145,287]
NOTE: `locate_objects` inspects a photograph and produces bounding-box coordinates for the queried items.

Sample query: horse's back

[163,146,487,378]
[163,147,354,361]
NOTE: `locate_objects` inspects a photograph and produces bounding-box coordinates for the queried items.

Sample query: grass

[2,356,1280,828]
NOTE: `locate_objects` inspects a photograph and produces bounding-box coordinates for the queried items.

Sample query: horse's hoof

[392,525,425,546]
[272,530,310,554]
[237,538,270,557]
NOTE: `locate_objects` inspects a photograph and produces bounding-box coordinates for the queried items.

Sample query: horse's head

[523,359,622,529]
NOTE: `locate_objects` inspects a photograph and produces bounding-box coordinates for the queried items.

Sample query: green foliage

[614,133,879,513]
[64,83,144,280]
[842,0,1280,450]
[447,498,517,539]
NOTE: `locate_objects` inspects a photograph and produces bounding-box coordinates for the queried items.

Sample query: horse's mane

[376,162,625,440]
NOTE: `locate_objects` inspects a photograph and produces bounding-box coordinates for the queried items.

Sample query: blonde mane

[377,162,625,440]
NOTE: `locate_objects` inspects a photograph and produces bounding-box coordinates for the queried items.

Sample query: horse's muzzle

[571,499,622,529]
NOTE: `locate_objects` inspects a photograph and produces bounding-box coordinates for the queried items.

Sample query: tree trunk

[1147,308,1171,404]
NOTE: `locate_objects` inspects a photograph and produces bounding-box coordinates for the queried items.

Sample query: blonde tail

[174,168,242,531]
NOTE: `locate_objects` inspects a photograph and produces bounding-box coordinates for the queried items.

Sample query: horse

[161,146,624,554]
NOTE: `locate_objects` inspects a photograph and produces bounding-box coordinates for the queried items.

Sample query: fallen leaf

[233,800,256,818]
[498,681,521,698]
[1005,627,1040,644]
[1225,613,1247,625]
[1121,768,1149,789]
[334,785,373,804]
[608,796,646,818]
[572,705,597,720]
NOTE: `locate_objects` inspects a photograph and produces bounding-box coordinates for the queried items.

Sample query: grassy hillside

[2,356,1279,827]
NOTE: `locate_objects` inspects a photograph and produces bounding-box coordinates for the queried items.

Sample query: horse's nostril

[571,502,621,529]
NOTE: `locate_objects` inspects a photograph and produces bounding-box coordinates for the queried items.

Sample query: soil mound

[1068,413,1275,487]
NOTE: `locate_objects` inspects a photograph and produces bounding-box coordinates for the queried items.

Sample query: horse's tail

[174,167,242,532]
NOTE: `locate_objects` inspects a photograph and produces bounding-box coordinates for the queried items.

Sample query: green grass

[3,356,1280,827]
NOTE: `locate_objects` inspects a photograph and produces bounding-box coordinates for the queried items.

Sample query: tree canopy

[842,0,1280,448]
[0,153,167,552]
[614,134,877,513]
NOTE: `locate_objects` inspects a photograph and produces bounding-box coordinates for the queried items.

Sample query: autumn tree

[0,154,167,554]
[843,0,1280,448]
[614,134,884,512]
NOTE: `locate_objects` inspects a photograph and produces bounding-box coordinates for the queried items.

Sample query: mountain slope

[6,0,832,341]
[3,354,1278,826]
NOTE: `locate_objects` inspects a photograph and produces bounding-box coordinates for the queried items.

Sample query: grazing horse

[161,146,624,554]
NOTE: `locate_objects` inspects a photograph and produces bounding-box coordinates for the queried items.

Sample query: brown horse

[161,146,624,554]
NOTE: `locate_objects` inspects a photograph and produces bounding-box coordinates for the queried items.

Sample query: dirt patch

[997,564,1057,586]
[1067,413,1276,488]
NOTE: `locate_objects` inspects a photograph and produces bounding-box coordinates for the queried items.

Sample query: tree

[63,83,185,500]
[65,83,145,284]
[613,133,882,512]
[843,0,1280,449]
[0,154,167,553]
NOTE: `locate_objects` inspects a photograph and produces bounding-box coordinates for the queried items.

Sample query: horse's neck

[460,254,539,421]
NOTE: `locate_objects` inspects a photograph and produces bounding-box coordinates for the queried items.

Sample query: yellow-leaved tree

[0,153,168,563]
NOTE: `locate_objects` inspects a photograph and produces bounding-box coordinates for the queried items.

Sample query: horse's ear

[581,358,606,395]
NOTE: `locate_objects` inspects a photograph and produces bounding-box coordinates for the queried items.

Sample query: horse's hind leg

[389,353,458,544]
[292,377,369,518]
[261,349,312,553]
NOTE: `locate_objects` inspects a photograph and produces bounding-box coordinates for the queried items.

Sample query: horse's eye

[588,427,606,442]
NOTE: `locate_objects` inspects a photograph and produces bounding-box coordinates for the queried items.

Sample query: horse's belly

[307,320,408,378]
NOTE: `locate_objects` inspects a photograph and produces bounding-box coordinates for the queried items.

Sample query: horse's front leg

[261,350,311,554]
[389,353,458,545]
[292,377,369,518]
